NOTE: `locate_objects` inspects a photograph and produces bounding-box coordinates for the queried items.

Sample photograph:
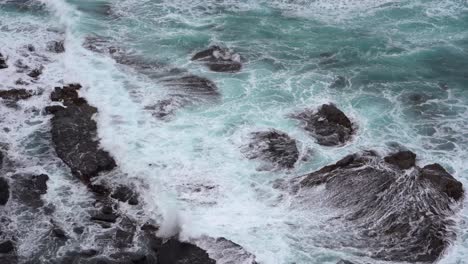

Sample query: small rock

[47,40,65,53]
[28,67,43,78]
[384,150,417,170]
[330,76,349,89]
[292,103,354,146]
[52,228,68,240]
[191,46,242,73]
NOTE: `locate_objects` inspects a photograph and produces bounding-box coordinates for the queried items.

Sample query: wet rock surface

[298,150,463,263]
[0,89,33,101]
[292,103,354,146]
[243,129,299,169]
[384,150,416,170]
[47,84,116,182]
[0,177,9,205]
[191,45,242,73]
[157,238,216,264]
[11,174,49,208]
[0,52,8,69]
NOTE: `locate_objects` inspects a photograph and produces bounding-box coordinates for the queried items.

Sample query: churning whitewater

[0,0,468,264]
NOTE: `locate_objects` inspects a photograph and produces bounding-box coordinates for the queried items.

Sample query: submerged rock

[163,75,220,99]
[0,177,9,206]
[292,103,354,146]
[157,238,216,264]
[191,45,242,73]
[336,260,355,264]
[111,185,139,205]
[243,129,299,169]
[0,89,33,101]
[0,240,14,254]
[47,40,65,53]
[330,76,349,89]
[298,150,464,262]
[27,67,43,79]
[12,174,49,208]
[47,84,116,182]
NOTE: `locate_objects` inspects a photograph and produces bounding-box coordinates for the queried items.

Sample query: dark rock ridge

[158,238,216,264]
[298,150,464,263]
[0,89,33,101]
[243,129,299,169]
[292,103,354,146]
[0,177,9,206]
[46,84,116,182]
[191,45,242,73]
[0,52,8,69]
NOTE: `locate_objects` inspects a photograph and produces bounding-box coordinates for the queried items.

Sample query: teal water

[1,0,468,263]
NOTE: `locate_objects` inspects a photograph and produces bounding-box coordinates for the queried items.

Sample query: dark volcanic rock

[336,260,355,264]
[384,150,416,170]
[0,89,33,101]
[420,163,464,201]
[157,238,216,264]
[292,103,354,146]
[243,129,299,169]
[0,53,7,69]
[48,84,116,182]
[12,174,49,208]
[0,177,9,206]
[47,40,65,53]
[298,151,463,263]
[0,240,14,254]
[191,46,242,73]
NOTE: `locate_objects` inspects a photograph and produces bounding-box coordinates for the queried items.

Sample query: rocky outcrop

[292,104,354,146]
[0,177,9,206]
[0,52,8,69]
[298,150,464,262]
[47,84,116,182]
[0,89,33,101]
[191,46,242,73]
[243,129,299,169]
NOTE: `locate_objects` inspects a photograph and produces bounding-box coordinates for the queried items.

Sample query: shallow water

[1,0,468,263]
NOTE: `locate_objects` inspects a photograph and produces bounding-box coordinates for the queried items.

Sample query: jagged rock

[0,177,9,206]
[243,129,299,169]
[0,53,7,69]
[157,238,216,264]
[0,240,14,254]
[191,46,242,73]
[47,40,65,53]
[12,174,49,208]
[298,150,463,262]
[111,185,139,205]
[292,103,354,146]
[384,150,416,170]
[0,89,33,101]
[91,205,119,224]
[330,76,349,89]
[47,84,116,182]
[52,228,68,240]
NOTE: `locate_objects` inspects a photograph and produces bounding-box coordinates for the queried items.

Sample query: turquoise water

[1,0,468,263]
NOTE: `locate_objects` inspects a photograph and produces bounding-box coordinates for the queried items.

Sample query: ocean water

[1,0,468,263]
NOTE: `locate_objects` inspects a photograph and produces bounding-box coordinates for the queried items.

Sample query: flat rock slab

[298,150,463,262]
[292,103,354,146]
[47,84,116,182]
[243,129,299,169]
